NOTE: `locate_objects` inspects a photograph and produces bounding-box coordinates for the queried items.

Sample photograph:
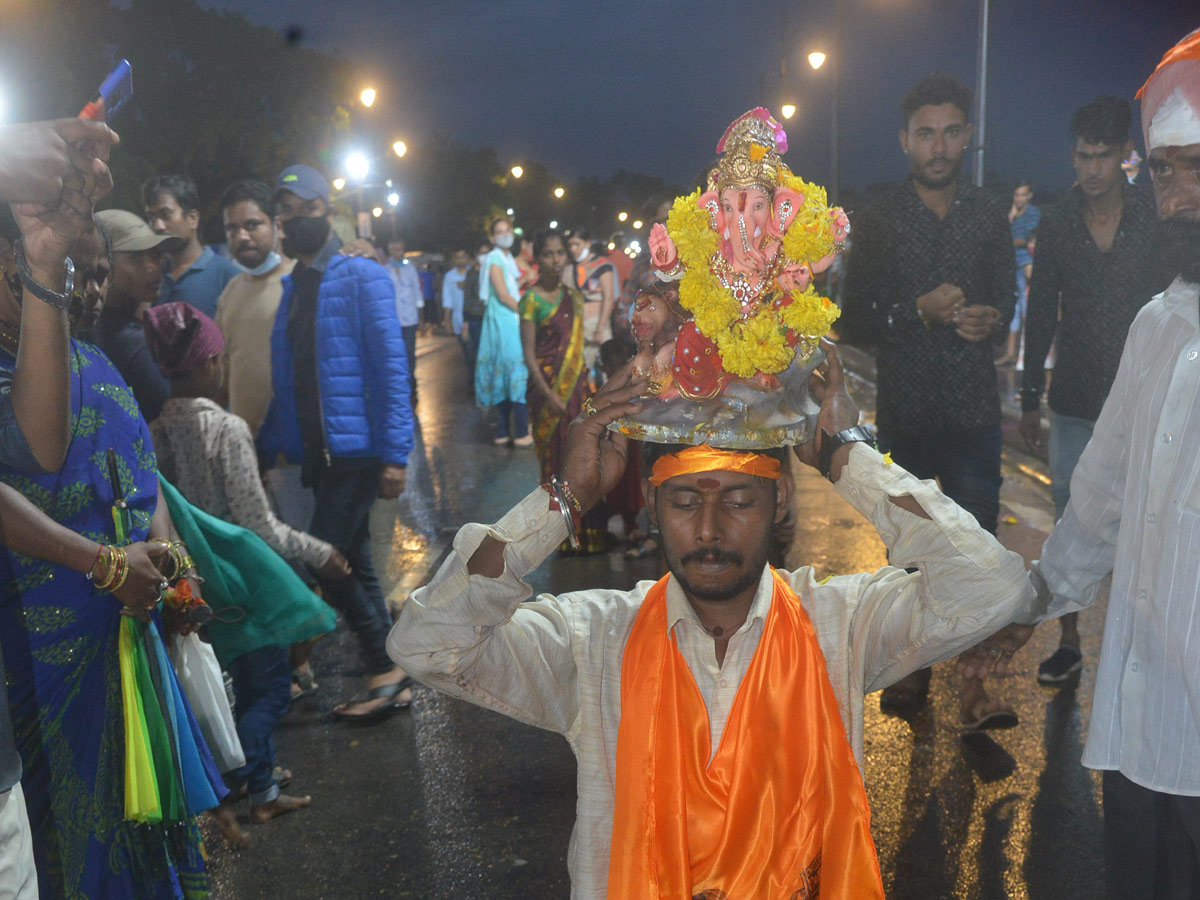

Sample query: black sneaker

[1037,645,1083,683]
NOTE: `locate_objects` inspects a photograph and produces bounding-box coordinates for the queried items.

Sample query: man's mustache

[681,547,744,566]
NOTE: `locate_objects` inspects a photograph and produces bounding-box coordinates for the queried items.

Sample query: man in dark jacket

[259,164,414,722]
[94,209,183,422]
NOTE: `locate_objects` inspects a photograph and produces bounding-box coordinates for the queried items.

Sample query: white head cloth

[1139,28,1200,151]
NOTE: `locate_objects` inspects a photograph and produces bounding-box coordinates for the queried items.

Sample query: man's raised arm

[387,371,646,735]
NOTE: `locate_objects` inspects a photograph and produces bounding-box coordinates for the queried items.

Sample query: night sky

[201,0,1197,197]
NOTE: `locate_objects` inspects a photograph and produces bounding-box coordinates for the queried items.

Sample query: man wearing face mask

[214,179,292,436]
[259,164,415,723]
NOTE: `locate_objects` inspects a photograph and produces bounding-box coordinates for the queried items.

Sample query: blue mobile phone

[80,59,132,120]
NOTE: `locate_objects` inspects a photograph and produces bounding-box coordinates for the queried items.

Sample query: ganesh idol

[610,107,850,449]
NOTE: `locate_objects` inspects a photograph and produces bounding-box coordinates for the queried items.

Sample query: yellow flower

[779,287,840,337]
[668,192,717,270]
[882,451,894,466]
[720,313,793,376]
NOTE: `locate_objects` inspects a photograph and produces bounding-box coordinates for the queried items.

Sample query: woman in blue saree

[0,324,224,899]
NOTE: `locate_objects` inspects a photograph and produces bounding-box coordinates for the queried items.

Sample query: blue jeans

[1048,410,1096,519]
[308,459,394,675]
[401,324,418,401]
[877,425,1003,534]
[225,644,291,805]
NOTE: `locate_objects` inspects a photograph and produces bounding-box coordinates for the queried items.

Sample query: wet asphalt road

[207,334,1107,899]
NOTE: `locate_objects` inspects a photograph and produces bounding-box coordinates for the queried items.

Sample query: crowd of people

[0,25,1198,900]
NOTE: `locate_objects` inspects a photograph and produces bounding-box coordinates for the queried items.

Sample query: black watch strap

[817,424,877,480]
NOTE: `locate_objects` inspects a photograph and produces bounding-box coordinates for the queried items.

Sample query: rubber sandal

[961,708,1019,732]
[330,677,414,724]
[291,671,319,701]
[234,767,293,802]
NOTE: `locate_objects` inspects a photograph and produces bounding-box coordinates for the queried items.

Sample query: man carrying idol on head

[390,109,1036,899]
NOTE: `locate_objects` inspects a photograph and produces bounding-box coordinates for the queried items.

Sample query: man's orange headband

[648,444,782,486]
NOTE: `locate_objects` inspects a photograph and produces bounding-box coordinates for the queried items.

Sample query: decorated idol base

[608,345,825,449]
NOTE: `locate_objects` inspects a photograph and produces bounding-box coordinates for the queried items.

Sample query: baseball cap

[95,209,185,254]
[275,164,330,204]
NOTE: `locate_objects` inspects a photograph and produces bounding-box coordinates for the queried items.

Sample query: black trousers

[1103,770,1200,899]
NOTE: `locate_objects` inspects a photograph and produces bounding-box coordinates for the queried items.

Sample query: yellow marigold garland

[666,187,842,377]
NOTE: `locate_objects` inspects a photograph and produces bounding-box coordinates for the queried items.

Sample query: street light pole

[973,0,989,188]
[830,0,842,202]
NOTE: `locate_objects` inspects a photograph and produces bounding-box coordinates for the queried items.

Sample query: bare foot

[250,792,312,824]
[210,801,251,849]
[332,666,413,719]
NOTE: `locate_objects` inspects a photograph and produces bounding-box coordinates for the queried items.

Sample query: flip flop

[291,672,319,701]
[962,708,1019,732]
[330,677,414,724]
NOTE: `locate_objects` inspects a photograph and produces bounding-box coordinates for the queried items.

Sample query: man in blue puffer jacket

[259,164,415,722]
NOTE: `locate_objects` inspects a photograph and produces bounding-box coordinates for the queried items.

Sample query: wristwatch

[817,425,877,480]
[13,239,73,310]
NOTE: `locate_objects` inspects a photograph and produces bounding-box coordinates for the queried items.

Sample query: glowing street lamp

[510,165,524,179]
[345,152,370,183]
[808,51,826,70]
[360,87,377,107]
[549,219,558,228]
[387,192,400,207]
[781,104,797,120]
[607,242,615,251]
[553,186,565,199]
[332,177,347,192]
[617,211,628,222]
[632,219,644,230]
[506,207,514,215]
[392,140,407,158]
[371,206,383,218]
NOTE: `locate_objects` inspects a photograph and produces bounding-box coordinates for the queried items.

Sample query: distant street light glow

[607,242,615,251]
[360,87,377,107]
[617,211,628,222]
[332,178,347,192]
[781,104,797,120]
[506,208,514,215]
[549,220,558,229]
[345,152,370,182]
[387,192,400,207]
[392,140,407,158]
[371,207,383,218]
[510,165,524,179]
[553,186,565,199]
[632,219,644,230]
[808,51,826,70]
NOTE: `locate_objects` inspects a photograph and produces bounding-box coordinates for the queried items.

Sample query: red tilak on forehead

[696,477,721,489]
[737,192,747,213]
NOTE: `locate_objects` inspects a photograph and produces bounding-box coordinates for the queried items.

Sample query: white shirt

[389,445,1034,899]
[387,259,424,327]
[1026,277,1200,796]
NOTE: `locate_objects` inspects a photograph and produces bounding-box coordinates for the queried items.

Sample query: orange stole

[607,570,883,900]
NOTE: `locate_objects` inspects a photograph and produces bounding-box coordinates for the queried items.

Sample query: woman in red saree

[519,229,606,552]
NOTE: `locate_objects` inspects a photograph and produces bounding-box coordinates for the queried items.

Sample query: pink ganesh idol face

[719,187,771,270]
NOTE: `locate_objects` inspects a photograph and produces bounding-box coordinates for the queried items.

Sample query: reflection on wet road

[208,335,1108,899]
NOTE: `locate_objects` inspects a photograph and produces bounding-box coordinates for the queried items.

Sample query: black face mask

[281,215,332,259]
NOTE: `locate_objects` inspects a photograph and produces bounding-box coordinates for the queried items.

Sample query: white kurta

[1026,277,1200,796]
[389,444,1035,899]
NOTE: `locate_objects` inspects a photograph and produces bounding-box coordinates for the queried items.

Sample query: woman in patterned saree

[519,229,606,553]
[0,256,224,899]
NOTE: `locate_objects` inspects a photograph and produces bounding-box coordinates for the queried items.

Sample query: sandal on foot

[962,707,1019,731]
[330,677,413,724]
[291,672,319,701]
